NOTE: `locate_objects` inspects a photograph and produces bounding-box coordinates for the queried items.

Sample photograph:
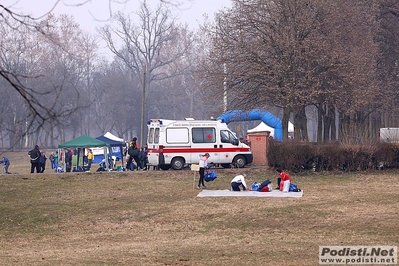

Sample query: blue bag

[252,182,261,191]
[289,183,298,192]
[204,170,217,182]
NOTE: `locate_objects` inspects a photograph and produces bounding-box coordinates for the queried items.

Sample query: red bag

[260,186,270,192]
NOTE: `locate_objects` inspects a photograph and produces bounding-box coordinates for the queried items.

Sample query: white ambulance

[146,118,253,170]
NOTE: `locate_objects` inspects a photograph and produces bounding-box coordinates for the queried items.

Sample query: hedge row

[267,140,399,172]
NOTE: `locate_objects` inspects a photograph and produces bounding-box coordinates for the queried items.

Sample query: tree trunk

[296,106,308,141]
[323,103,331,143]
[317,103,323,144]
[282,107,291,141]
[331,105,336,141]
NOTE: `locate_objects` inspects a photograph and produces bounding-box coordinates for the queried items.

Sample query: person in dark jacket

[39,151,47,173]
[126,139,140,171]
[138,147,146,170]
[28,145,41,173]
[65,149,72,172]
[143,144,149,170]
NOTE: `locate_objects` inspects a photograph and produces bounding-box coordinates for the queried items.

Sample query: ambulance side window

[154,128,160,144]
[192,128,216,143]
[220,130,230,143]
[221,130,239,145]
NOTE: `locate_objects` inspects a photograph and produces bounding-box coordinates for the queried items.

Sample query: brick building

[247,131,271,166]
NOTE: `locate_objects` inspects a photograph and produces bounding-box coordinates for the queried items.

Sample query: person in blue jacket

[0,157,11,174]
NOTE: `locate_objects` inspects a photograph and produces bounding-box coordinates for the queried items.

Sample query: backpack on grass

[289,183,301,192]
[252,182,261,191]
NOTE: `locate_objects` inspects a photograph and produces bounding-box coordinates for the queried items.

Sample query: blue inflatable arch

[217,109,283,141]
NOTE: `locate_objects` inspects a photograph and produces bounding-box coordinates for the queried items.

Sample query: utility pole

[140,65,146,146]
[223,63,228,112]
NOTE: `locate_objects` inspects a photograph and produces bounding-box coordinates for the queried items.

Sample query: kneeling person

[230,173,249,191]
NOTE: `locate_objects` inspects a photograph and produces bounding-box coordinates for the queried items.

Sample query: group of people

[63,148,95,172]
[196,151,292,191]
[28,145,51,173]
[229,169,291,192]
[23,144,293,188]
[229,168,291,191]
[26,145,62,174]
[125,137,148,171]
[25,138,147,174]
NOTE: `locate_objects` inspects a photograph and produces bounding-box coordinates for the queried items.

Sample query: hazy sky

[5,0,232,31]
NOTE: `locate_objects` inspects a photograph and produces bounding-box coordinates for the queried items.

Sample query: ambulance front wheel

[233,155,246,168]
[171,157,185,170]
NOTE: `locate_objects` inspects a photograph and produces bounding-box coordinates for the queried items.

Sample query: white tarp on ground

[197,190,303,198]
[103,132,124,142]
[247,122,294,137]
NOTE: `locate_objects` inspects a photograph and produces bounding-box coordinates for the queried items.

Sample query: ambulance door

[190,127,218,164]
[147,127,160,166]
[218,129,239,164]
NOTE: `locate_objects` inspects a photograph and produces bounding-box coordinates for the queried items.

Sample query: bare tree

[376,0,399,128]
[1,0,200,149]
[0,4,95,148]
[200,0,324,140]
[99,1,193,144]
[199,0,380,142]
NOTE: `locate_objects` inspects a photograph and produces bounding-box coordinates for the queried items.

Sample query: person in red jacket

[276,168,291,191]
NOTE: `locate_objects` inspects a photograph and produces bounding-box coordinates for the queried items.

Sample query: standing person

[54,151,59,169]
[276,168,291,192]
[87,149,94,171]
[28,145,41,173]
[132,137,140,149]
[39,151,47,173]
[126,141,134,171]
[49,152,56,170]
[127,140,140,171]
[143,144,149,170]
[65,149,72,172]
[230,173,249,191]
[138,147,145,170]
[0,157,11,174]
[198,153,210,189]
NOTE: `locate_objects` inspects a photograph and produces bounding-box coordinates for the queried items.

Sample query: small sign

[191,164,200,171]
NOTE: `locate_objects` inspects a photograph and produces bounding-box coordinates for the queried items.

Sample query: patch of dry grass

[0,152,398,265]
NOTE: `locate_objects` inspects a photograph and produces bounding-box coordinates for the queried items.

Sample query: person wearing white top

[230,174,249,191]
[198,153,210,189]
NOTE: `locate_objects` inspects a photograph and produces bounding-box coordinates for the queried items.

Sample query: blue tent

[95,135,125,164]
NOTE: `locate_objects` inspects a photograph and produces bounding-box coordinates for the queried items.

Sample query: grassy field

[0,152,398,265]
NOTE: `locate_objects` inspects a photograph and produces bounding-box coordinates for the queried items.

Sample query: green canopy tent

[58,135,110,171]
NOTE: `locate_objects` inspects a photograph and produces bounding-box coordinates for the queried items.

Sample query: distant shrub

[267,139,399,172]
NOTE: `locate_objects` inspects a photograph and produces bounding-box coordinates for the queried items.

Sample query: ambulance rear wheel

[233,155,246,168]
[171,157,185,170]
